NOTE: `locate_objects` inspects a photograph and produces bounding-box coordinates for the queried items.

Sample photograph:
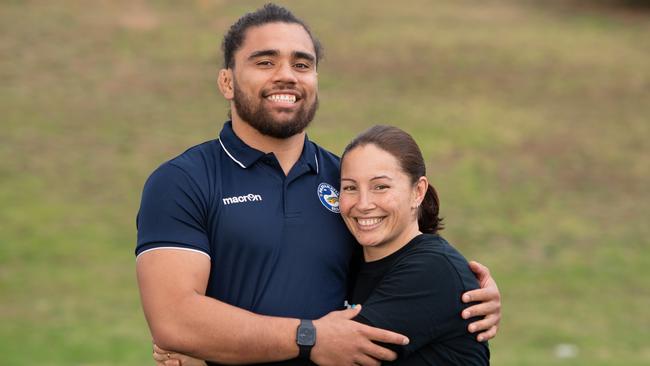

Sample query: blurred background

[1,0,649,365]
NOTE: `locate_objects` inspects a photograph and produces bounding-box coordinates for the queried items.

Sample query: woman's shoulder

[397,234,480,291]
[399,234,463,261]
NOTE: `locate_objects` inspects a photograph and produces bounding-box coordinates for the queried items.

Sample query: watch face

[298,327,315,345]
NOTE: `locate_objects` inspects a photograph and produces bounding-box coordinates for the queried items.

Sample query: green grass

[1,0,649,364]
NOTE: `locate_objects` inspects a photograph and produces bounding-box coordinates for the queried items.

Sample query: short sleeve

[358,252,467,356]
[135,163,210,258]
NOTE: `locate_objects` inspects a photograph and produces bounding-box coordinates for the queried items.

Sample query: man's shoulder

[166,139,220,169]
[144,139,221,189]
[148,139,218,175]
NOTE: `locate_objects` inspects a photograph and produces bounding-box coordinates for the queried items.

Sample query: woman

[155,125,490,365]
[340,125,489,364]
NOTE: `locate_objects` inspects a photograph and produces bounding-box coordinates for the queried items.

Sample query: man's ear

[218,69,234,100]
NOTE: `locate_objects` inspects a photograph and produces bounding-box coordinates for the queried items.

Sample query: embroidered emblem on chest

[317,183,340,213]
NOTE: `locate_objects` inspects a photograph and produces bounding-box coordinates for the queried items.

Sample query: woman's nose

[356,190,376,211]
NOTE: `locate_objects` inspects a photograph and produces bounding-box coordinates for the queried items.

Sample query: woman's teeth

[357,217,383,227]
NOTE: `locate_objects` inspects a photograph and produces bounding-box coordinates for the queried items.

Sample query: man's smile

[266,93,297,104]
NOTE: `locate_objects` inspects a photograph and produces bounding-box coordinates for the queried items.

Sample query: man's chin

[267,109,300,120]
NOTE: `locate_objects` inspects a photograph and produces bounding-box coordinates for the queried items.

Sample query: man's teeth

[267,94,296,103]
[357,217,383,226]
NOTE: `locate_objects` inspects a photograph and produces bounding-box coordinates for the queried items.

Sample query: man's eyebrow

[247,49,279,60]
[293,51,315,63]
[247,50,315,63]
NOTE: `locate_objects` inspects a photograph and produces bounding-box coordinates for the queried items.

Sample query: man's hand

[462,260,501,342]
[152,343,207,366]
[311,305,409,366]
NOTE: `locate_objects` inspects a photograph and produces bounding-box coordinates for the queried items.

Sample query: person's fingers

[154,356,166,366]
[360,324,409,347]
[153,349,183,364]
[462,284,499,304]
[153,343,173,355]
[358,340,398,362]
[331,304,362,320]
[475,325,498,342]
[467,312,500,333]
[352,353,381,366]
[153,351,167,362]
[468,260,489,279]
[462,298,500,319]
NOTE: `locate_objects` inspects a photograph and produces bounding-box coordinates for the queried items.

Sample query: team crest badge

[317,183,340,213]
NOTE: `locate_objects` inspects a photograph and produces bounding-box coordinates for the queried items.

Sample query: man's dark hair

[221,3,323,69]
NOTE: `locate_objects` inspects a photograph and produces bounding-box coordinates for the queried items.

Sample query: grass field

[1,1,649,365]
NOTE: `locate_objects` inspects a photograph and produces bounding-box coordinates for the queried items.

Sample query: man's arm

[137,249,409,365]
[137,249,299,363]
[461,261,501,342]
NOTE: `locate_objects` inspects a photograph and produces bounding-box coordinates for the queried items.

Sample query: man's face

[226,22,319,139]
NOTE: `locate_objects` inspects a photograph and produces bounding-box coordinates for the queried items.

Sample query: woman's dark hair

[221,3,323,69]
[341,125,443,234]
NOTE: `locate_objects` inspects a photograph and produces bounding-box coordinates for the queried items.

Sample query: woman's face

[340,144,425,260]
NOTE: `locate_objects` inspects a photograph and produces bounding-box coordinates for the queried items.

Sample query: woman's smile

[340,144,424,261]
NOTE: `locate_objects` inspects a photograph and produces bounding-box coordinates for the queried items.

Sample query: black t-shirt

[349,234,490,365]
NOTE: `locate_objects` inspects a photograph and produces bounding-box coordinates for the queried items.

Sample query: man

[136,4,501,366]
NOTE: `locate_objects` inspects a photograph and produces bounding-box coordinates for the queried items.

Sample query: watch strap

[296,319,315,359]
[298,343,311,359]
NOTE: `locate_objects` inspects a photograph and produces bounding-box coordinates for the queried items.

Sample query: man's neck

[231,118,305,176]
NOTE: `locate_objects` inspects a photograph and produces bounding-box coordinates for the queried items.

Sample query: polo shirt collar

[219,121,320,173]
[218,121,265,168]
[300,135,319,174]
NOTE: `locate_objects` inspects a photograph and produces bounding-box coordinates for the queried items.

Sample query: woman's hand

[152,343,207,366]
[461,261,501,342]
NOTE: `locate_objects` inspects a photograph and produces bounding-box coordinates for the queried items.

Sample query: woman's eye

[342,186,356,192]
[375,185,389,190]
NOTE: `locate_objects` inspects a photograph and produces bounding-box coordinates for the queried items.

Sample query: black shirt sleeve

[356,250,469,357]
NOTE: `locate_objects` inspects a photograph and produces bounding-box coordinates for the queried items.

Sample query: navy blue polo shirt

[136,121,356,319]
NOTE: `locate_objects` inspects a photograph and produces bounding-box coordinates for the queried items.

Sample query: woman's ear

[413,176,429,208]
[218,69,234,100]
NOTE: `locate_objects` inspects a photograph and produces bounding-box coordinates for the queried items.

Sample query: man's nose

[272,62,298,84]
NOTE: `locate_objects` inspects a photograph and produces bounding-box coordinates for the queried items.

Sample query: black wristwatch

[296,319,316,359]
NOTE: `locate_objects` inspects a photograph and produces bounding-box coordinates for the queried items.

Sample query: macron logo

[222,193,263,205]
